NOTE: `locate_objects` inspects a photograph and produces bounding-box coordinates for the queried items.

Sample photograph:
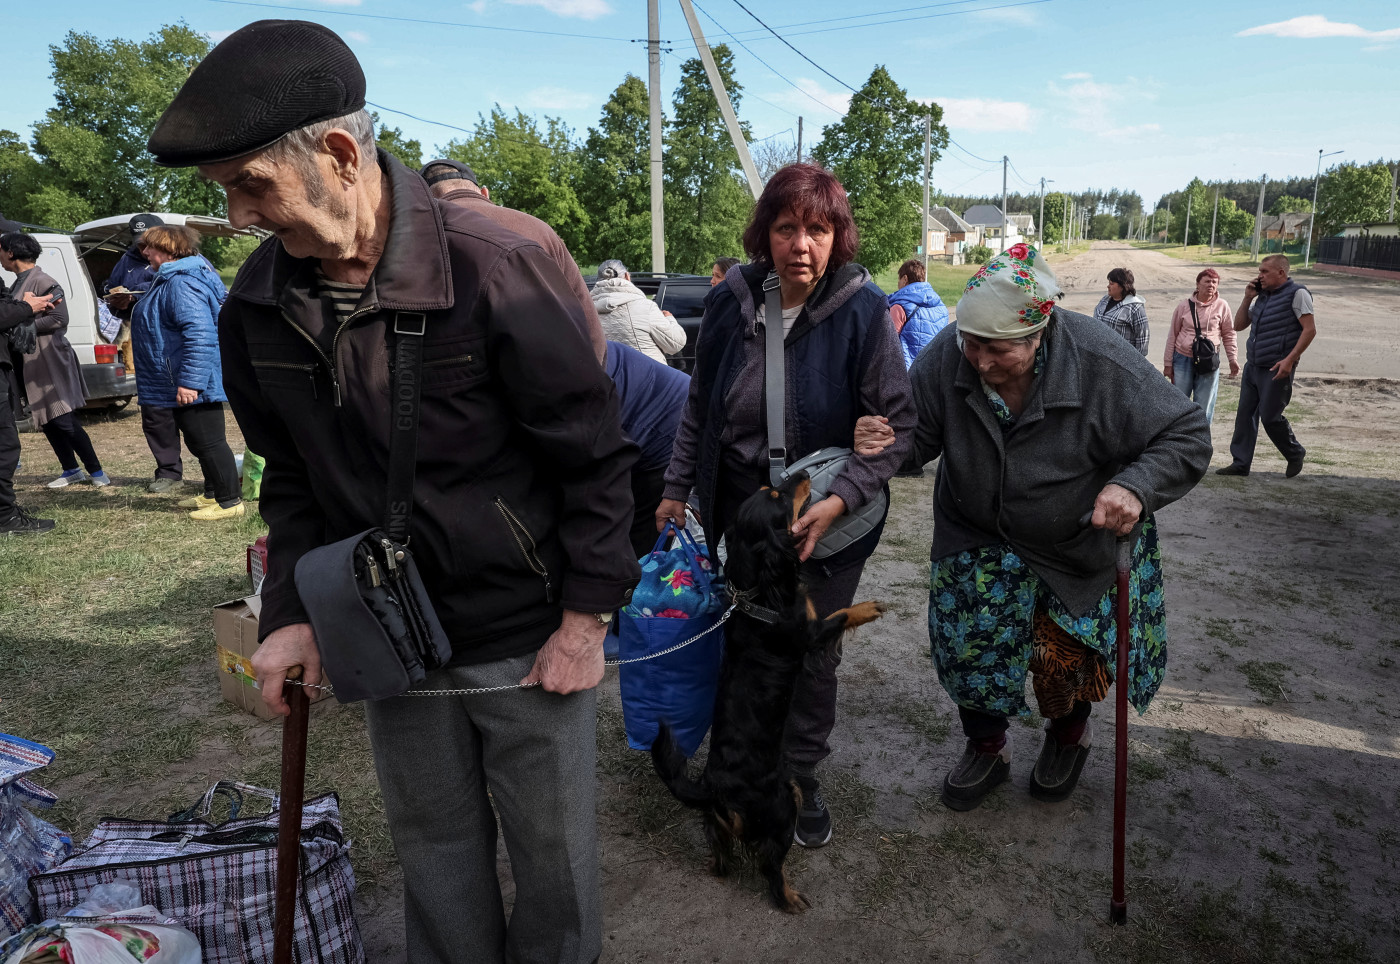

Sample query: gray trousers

[1228,362,1305,468]
[363,651,601,964]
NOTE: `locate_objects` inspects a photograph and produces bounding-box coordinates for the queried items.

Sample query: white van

[2,213,261,410]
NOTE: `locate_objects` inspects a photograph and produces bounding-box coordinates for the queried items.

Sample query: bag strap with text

[762,272,786,486]
[386,312,427,543]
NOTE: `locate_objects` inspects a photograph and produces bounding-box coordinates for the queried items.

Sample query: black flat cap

[148,20,365,168]
[421,159,478,186]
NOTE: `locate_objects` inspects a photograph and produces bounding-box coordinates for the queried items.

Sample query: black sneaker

[1029,722,1092,803]
[1215,464,1249,476]
[1285,455,1305,478]
[793,776,832,848]
[0,506,56,535]
[941,741,1011,811]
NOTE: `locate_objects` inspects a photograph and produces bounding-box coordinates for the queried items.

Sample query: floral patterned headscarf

[956,242,1064,339]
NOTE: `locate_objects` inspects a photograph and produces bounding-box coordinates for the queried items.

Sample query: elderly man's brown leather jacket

[219,151,639,664]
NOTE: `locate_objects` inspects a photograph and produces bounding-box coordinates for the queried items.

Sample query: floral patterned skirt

[927,518,1167,717]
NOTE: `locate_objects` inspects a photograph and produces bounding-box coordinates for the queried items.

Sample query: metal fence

[1317,236,1400,272]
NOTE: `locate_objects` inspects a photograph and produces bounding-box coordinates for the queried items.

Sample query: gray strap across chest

[763,271,787,486]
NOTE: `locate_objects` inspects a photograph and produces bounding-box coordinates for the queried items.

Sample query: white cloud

[1045,74,1158,138]
[1061,72,1092,80]
[1101,123,1161,140]
[523,85,595,110]
[969,4,1040,28]
[466,0,487,11]
[771,78,851,116]
[1237,15,1400,41]
[344,30,370,43]
[503,0,612,19]
[922,97,1033,132]
[205,29,235,43]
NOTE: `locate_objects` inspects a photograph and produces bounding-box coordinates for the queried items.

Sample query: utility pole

[1209,188,1219,255]
[1390,163,1398,223]
[677,0,762,200]
[922,114,932,272]
[1304,148,1344,269]
[1038,177,1051,249]
[1063,193,1070,251]
[646,0,665,272]
[796,116,803,165]
[1183,192,1191,249]
[1250,174,1266,262]
[1000,155,1009,254]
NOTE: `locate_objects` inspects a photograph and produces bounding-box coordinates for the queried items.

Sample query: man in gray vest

[1217,254,1315,477]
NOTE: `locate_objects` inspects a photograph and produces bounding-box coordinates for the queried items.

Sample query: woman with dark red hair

[656,162,915,848]
[1164,267,1238,422]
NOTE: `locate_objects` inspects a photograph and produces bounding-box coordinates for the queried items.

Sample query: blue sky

[8,1,1398,210]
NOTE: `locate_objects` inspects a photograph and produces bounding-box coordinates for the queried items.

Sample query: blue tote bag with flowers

[618,521,727,755]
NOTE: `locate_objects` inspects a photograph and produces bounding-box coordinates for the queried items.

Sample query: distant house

[1008,213,1037,239]
[1337,221,1399,238]
[1256,212,1311,242]
[962,204,1023,250]
[930,205,982,262]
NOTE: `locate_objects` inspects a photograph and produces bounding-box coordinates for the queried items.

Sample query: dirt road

[1048,241,1400,378]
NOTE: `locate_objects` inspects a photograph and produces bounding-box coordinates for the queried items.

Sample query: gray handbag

[762,273,887,560]
[292,312,453,701]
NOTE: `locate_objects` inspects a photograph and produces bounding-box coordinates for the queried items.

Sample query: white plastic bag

[0,880,201,963]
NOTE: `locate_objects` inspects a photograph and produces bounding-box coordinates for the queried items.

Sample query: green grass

[871,260,977,305]
[1129,241,1308,270]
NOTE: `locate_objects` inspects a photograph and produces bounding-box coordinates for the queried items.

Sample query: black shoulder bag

[1188,301,1221,377]
[293,312,453,702]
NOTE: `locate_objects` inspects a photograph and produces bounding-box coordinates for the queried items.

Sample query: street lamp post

[1304,149,1344,269]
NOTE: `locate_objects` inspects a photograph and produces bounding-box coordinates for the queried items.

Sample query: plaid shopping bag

[29,782,363,964]
[0,734,72,942]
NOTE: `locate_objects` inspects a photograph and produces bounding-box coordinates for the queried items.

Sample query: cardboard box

[214,595,327,720]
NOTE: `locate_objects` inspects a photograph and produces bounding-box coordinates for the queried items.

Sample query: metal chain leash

[277,604,736,699]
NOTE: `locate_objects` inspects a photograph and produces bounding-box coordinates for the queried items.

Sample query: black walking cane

[274,665,310,964]
[1110,537,1131,925]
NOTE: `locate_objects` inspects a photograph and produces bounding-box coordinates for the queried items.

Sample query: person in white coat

[589,260,686,364]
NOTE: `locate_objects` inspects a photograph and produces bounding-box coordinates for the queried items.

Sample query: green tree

[372,112,422,170]
[812,67,946,272]
[1040,192,1068,243]
[0,131,43,223]
[440,106,588,253]
[577,75,653,269]
[1316,162,1394,238]
[32,24,226,229]
[1215,198,1254,246]
[1267,194,1312,215]
[1168,178,1213,245]
[664,45,751,274]
[1090,213,1121,240]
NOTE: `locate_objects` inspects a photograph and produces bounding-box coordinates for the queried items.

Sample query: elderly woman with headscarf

[657,162,915,848]
[907,243,1211,811]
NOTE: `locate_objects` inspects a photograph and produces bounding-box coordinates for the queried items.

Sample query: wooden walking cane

[274,665,311,964]
[1110,537,1132,925]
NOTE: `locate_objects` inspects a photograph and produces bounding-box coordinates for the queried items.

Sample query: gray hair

[597,259,628,280]
[262,109,376,173]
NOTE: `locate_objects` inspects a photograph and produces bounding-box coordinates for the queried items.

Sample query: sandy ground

[1046,241,1400,378]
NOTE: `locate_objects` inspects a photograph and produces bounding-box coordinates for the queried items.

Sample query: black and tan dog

[650,471,884,913]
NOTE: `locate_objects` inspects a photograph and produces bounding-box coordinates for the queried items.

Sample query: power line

[728,0,857,93]
[1007,158,1037,188]
[202,0,638,43]
[691,1,842,118]
[949,139,999,166]
[765,0,1055,39]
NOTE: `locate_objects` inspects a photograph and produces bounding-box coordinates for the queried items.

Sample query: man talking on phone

[1217,254,1315,478]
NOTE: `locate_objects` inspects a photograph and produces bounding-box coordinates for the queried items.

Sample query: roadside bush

[967,244,993,265]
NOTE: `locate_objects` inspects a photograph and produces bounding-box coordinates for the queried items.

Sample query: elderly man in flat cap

[149,20,639,963]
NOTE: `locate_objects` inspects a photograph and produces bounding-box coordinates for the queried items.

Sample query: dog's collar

[729,584,781,625]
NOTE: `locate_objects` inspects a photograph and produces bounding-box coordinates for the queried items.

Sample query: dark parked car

[584,272,710,374]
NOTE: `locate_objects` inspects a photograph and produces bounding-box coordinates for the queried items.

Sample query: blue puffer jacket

[887,281,949,368]
[131,256,229,408]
